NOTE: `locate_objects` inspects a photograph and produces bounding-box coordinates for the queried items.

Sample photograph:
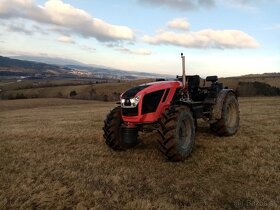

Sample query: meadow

[1,74,280,101]
[0,97,280,209]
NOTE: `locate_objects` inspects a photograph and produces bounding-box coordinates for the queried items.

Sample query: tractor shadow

[129,120,220,163]
[136,120,217,151]
[137,131,159,150]
[196,120,217,139]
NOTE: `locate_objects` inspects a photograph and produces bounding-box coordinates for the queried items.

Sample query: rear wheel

[157,106,195,162]
[103,106,125,150]
[210,93,239,136]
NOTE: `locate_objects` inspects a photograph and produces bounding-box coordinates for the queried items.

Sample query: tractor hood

[120,80,182,123]
[121,84,150,99]
[121,81,182,99]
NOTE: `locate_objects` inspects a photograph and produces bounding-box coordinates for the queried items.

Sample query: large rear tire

[103,106,125,150]
[210,93,239,136]
[157,106,195,162]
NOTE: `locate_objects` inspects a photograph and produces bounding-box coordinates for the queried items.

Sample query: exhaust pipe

[181,53,186,89]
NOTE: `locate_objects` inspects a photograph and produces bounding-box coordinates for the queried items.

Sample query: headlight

[121,95,141,108]
[135,95,140,101]
[130,95,141,107]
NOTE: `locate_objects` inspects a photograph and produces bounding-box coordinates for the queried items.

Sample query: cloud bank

[167,18,190,30]
[0,0,134,42]
[139,0,215,10]
[58,35,75,44]
[116,47,152,55]
[143,19,260,49]
[139,0,280,11]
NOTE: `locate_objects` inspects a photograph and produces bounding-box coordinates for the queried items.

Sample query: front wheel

[157,106,195,162]
[103,106,125,150]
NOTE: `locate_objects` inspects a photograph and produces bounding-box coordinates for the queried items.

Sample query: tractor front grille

[142,90,164,114]
[122,105,138,116]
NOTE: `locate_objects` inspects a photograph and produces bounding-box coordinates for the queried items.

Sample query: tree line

[236,81,280,97]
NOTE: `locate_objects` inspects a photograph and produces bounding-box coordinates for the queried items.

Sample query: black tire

[103,106,124,150]
[210,93,239,136]
[157,106,195,162]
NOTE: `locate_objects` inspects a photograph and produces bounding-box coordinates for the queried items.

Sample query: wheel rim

[178,120,191,151]
[226,102,238,128]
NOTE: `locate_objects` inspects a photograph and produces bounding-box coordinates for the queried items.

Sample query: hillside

[0,56,104,80]
[1,97,279,209]
[220,73,280,89]
[0,56,75,78]
[2,55,172,80]
[1,55,279,100]
[1,76,280,100]
[0,79,152,100]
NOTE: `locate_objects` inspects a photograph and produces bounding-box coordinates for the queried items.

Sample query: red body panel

[121,81,182,123]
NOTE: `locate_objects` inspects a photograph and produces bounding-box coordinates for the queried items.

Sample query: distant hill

[11,55,85,66]
[1,55,279,100]
[220,73,280,89]
[0,56,70,77]
[65,64,172,80]
[11,55,113,69]
[0,56,61,71]
[1,55,172,80]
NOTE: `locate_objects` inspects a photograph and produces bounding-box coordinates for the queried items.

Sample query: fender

[211,89,236,121]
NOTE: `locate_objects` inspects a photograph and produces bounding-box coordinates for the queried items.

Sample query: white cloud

[0,0,134,42]
[57,35,97,52]
[140,0,280,10]
[143,26,260,49]
[58,35,75,44]
[219,0,280,12]
[167,18,190,31]
[116,47,152,55]
[2,21,33,35]
[139,0,215,10]
[133,48,152,55]
[0,19,51,36]
[226,0,266,5]
[80,45,96,53]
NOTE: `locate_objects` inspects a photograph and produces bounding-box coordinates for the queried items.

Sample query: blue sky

[0,0,279,77]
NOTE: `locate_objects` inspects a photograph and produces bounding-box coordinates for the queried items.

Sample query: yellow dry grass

[0,97,280,209]
[0,79,153,100]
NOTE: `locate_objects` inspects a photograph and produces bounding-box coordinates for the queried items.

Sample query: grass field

[0,79,152,101]
[1,97,280,209]
[1,75,280,101]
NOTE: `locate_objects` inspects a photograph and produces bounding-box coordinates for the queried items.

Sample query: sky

[0,0,279,77]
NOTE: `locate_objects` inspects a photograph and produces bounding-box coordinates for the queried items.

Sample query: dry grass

[0,79,153,100]
[0,97,280,209]
[220,76,280,89]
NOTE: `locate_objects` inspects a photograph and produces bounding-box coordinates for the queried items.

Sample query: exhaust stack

[181,53,186,89]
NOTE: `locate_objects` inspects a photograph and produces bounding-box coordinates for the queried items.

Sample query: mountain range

[0,55,172,80]
[1,55,172,80]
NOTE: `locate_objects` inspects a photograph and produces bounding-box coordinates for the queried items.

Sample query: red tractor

[103,54,239,162]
